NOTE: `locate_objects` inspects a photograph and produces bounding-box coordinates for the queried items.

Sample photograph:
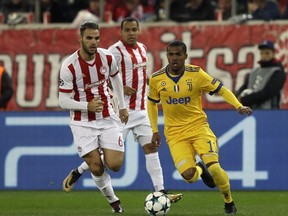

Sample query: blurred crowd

[0,0,288,26]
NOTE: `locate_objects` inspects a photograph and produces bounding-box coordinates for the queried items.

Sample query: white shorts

[70,115,124,157]
[123,110,152,146]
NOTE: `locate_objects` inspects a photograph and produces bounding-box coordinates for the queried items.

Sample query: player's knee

[207,162,222,176]
[108,164,122,172]
[143,143,158,154]
[106,161,123,172]
[104,152,124,172]
[89,163,104,176]
[181,167,197,182]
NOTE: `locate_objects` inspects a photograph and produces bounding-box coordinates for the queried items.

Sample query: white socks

[145,152,164,191]
[77,162,89,174]
[91,170,119,203]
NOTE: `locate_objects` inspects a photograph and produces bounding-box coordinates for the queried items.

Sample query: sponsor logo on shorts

[78,146,82,152]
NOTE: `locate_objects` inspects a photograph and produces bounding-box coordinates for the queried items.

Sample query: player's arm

[218,86,252,116]
[147,75,162,146]
[147,99,159,133]
[147,99,161,147]
[58,65,89,111]
[59,92,104,113]
[58,92,88,111]
[110,72,129,124]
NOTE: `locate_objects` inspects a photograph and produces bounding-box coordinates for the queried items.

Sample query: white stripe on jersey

[59,48,118,122]
[108,40,147,110]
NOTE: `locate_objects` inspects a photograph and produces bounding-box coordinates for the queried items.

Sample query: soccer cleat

[110,200,124,213]
[224,201,237,215]
[196,161,216,188]
[62,169,82,192]
[159,190,183,203]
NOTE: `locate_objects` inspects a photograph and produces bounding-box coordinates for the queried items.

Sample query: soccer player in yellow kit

[147,40,252,215]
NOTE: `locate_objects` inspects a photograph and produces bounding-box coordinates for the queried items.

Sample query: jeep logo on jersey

[166,96,191,105]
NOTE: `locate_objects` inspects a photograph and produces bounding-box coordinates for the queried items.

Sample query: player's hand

[119,108,129,124]
[88,96,104,112]
[151,132,161,147]
[124,86,136,96]
[238,106,252,116]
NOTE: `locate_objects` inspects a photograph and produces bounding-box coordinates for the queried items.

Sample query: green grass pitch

[0,190,287,216]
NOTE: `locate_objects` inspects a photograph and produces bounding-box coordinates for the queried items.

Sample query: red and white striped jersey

[108,40,147,110]
[59,48,118,122]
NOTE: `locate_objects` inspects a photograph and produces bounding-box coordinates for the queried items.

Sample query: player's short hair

[120,17,139,30]
[167,40,187,53]
[79,21,99,36]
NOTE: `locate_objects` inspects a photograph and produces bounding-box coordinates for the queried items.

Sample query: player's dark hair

[79,21,99,36]
[167,40,187,53]
[120,17,139,30]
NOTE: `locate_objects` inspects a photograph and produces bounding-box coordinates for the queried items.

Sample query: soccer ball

[144,191,171,215]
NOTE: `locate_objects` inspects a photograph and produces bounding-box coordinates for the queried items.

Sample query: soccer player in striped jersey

[147,40,252,215]
[62,17,183,203]
[59,21,128,213]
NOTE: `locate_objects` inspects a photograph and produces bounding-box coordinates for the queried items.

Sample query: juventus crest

[186,79,192,91]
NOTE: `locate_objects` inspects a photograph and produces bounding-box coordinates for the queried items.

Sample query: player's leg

[139,136,165,191]
[70,122,123,213]
[63,126,97,192]
[195,126,237,214]
[98,115,125,213]
[82,148,123,213]
[141,139,183,203]
[132,111,182,203]
[168,138,201,183]
[62,162,87,192]
[63,155,106,192]
[124,111,165,192]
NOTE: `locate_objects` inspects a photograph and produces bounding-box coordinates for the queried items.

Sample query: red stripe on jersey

[95,51,110,118]
[125,47,138,110]
[59,88,72,93]
[138,45,147,110]
[78,55,96,121]
[68,63,81,121]
[116,46,126,86]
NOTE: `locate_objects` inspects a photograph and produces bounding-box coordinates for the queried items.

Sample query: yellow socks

[208,163,233,203]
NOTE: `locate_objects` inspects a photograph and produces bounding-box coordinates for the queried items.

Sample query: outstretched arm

[218,86,252,116]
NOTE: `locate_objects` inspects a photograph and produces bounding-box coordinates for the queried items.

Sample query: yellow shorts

[167,125,219,174]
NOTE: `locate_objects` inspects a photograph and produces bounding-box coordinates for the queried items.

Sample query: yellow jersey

[148,64,222,140]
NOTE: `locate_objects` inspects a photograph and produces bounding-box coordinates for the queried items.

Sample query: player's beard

[82,42,97,56]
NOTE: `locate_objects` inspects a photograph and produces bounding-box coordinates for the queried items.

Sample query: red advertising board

[1,22,288,110]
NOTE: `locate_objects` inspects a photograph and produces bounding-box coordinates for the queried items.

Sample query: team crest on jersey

[186,79,192,91]
[100,66,107,75]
